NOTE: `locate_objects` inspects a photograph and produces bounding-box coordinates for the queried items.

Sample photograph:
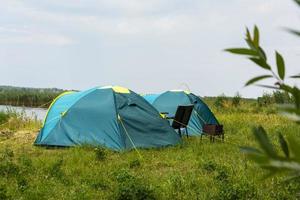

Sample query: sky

[0,0,299,97]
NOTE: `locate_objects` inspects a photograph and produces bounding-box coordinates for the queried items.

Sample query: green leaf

[256,84,280,90]
[225,48,258,56]
[245,38,256,50]
[287,28,300,37]
[276,51,285,80]
[290,74,300,79]
[261,171,277,180]
[278,104,300,122]
[279,85,300,108]
[249,57,271,70]
[287,136,300,162]
[284,172,300,181]
[280,112,300,123]
[268,160,300,171]
[293,0,300,7]
[258,47,267,61]
[240,146,262,154]
[246,27,252,41]
[245,75,272,86]
[279,133,289,158]
[278,104,300,115]
[253,126,278,158]
[247,154,269,164]
[291,87,300,108]
[253,26,260,47]
[279,84,294,94]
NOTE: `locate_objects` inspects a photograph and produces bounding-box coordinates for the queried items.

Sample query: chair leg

[185,128,188,138]
[178,128,182,138]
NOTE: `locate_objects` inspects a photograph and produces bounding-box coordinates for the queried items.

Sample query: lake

[0,105,47,121]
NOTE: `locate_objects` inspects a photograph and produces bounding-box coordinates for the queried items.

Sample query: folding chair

[166,105,194,138]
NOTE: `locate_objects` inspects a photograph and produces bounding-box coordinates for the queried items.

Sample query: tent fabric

[144,91,219,136]
[142,94,160,104]
[35,86,181,151]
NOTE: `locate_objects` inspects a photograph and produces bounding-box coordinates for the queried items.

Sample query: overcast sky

[0,0,299,97]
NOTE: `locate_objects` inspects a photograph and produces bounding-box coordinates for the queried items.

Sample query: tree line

[0,86,65,108]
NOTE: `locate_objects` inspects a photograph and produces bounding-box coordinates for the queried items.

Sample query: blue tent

[144,90,219,136]
[35,86,181,151]
[142,94,160,104]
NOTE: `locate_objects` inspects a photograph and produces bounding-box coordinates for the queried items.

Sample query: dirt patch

[0,130,38,144]
[13,130,37,144]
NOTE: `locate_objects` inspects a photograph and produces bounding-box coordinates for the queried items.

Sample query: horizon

[1,0,299,98]
[0,84,265,99]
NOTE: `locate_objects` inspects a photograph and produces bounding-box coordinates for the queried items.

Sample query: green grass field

[1,102,300,200]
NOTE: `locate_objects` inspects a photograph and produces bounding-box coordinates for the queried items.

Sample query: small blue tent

[35,86,181,150]
[143,90,219,136]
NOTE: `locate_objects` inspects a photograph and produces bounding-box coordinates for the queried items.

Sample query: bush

[273,91,293,104]
[114,169,156,200]
[232,93,242,107]
[214,95,227,109]
[257,93,273,106]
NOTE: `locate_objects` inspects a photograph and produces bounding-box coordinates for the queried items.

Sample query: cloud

[0,0,299,97]
[0,0,200,38]
[0,26,74,46]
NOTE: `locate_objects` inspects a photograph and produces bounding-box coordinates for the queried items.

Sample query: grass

[0,102,300,199]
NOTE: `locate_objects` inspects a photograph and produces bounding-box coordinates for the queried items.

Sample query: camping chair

[166,105,194,138]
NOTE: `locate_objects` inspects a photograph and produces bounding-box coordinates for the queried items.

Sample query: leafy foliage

[226,24,300,179]
[214,94,228,109]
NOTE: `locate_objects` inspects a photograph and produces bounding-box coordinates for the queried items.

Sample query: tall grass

[0,109,41,133]
[0,102,299,199]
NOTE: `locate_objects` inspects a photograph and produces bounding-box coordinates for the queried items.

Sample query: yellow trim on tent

[112,86,130,93]
[170,89,190,94]
[99,85,130,94]
[160,113,167,118]
[42,91,75,126]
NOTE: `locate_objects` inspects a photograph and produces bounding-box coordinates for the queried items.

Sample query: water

[0,105,47,121]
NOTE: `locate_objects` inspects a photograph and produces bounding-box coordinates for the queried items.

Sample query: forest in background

[0,85,294,109]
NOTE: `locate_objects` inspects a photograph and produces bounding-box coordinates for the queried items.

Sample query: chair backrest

[172,105,194,129]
